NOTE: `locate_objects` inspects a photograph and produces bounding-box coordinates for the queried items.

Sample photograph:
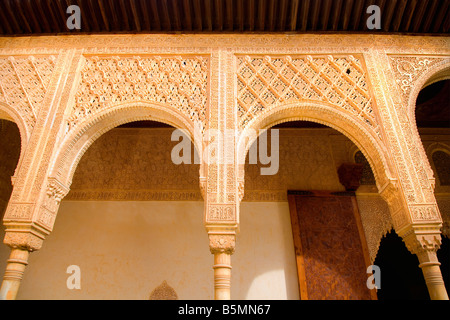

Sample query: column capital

[2,224,48,252]
[400,224,442,258]
[208,232,236,255]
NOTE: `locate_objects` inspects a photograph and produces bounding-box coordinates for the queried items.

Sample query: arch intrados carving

[50,101,201,189]
[237,100,393,190]
[0,102,29,179]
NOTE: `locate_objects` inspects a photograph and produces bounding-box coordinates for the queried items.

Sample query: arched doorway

[15,119,209,299]
[235,120,387,300]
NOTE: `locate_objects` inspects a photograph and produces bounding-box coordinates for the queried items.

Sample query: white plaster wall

[0,200,299,300]
[234,202,299,300]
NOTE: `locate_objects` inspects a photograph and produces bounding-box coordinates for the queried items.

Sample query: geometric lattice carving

[432,151,450,186]
[237,55,377,134]
[149,281,178,300]
[67,55,209,134]
[0,55,56,130]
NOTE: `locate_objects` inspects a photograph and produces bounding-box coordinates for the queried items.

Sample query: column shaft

[419,260,449,300]
[213,252,232,300]
[0,248,30,300]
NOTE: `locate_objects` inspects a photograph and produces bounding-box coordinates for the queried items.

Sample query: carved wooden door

[288,190,376,300]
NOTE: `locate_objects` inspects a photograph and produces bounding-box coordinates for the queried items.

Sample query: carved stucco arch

[0,101,29,179]
[50,100,204,193]
[407,61,450,182]
[237,100,395,193]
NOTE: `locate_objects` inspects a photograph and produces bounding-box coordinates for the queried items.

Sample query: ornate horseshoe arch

[50,100,202,191]
[237,100,395,194]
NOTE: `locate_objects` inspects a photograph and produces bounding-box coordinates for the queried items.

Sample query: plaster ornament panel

[67,55,209,135]
[356,196,393,263]
[409,204,441,222]
[3,202,34,221]
[207,204,235,223]
[236,54,379,137]
[388,56,449,104]
[149,281,178,300]
[0,55,56,132]
[36,178,70,231]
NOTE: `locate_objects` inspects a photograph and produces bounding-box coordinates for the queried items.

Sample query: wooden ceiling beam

[0,0,448,36]
[85,0,101,32]
[77,0,93,33]
[330,0,343,31]
[267,0,276,31]
[341,0,354,31]
[214,0,223,31]
[4,0,25,34]
[33,0,51,33]
[310,0,321,30]
[97,0,111,31]
[140,0,151,31]
[400,0,418,32]
[321,0,333,30]
[237,0,244,31]
[204,0,213,31]
[278,0,289,31]
[299,0,311,31]
[289,0,300,31]
[55,0,70,32]
[192,0,203,31]
[169,0,181,31]
[160,0,172,31]
[118,0,131,31]
[182,0,193,31]
[248,0,255,31]
[149,0,162,31]
[391,0,408,32]
[225,0,233,31]
[443,6,450,33]
[432,1,449,33]
[107,0,121,31]
[411,0,429,33]
[421,0,439,33]
[258,0,267,31]
[0,3,13,34]
[130,0,142,32]
[350,0,364,31]
[382,0,397,32]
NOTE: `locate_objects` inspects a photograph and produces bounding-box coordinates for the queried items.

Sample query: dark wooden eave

[0,0,449,36]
